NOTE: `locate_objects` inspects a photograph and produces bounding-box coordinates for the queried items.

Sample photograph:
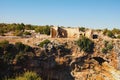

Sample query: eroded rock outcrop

[31,39,120,80]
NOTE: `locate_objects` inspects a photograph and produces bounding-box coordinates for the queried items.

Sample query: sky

[0,0,120,29]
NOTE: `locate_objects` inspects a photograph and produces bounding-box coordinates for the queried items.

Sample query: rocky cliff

[32,38,120,80]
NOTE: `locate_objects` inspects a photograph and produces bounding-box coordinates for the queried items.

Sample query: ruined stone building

[50,27,100,39]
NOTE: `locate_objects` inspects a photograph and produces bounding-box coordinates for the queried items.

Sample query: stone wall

[50,27,100,39]
[50,27,85,38]
[50,27,57,38]
[64,28,81,38]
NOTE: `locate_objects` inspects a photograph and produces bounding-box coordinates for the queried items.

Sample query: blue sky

[0,0,120,29]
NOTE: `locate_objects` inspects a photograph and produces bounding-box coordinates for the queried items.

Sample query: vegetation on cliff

[103,28,120,38]
[0,40,34,79]
[15,71,41,80]
[76,36,94,53]
[38,39,51,47]
[102,40,113,54]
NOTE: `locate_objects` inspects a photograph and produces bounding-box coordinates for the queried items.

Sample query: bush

[0,40,9,50]
[0,40,9,47]
[0,29,5,36]
[25,24,35,30]
[112,28,120,34]
[15,42,32,52]
[76,36,94,53]
[15,52,28,65]
[15,42,25,52]
[39,39,50,47]
[43,26,50,35]
[16,71,41,80]
[102,41,113,53]
[103,29,108,35]
[3,52,15,63]
[14,30,23,36]
[102,48,108,53]
[107,31,115,38]
[24,45,32,52]
[24,31,31,35]
[103,29,115,38]
[107,43,113,50]
[104,40,109,47]
[117,35,120,39]
[79,27,85,32]
[15,23,25,31]
[35,26,50,35]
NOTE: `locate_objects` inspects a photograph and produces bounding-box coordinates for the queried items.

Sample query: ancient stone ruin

[50,27,100,39]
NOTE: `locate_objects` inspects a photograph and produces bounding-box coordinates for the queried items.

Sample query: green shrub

[15,52,28,65]
[43,26,50,35]
[35,26,50,35]
[3,52,15,63]
[103,29,115,38]
[107,43,113,50]
[107,31,115,38]
[102,48,108,53]
[76,36,94,53]
[0,40,9,46]
[39,39,50,47]
[15,42,25,51]
[15,42,32,52]
[25,25,35,30]
[102,41,113,53]
[79,27,85,32]
[14,30,23,36]
[117,35,120,39]
[103,29,108,35]
[24,31,31,35]
[24,45,32,52]
[112,28,120,34]
[16,71,41,80]
[104,40,109,47]
[0,40,9,50]
[0,29,5,36]
[15,23,25,31]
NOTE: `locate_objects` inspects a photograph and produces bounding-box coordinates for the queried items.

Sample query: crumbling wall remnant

[50,27,99,39]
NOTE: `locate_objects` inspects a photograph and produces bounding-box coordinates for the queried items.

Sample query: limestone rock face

[69,40,120,80]
[114,40,120,69]
[34,39,120,80]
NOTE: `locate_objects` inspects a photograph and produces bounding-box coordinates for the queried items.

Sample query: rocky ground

[0,36,120,80]
[34,38,120,80]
